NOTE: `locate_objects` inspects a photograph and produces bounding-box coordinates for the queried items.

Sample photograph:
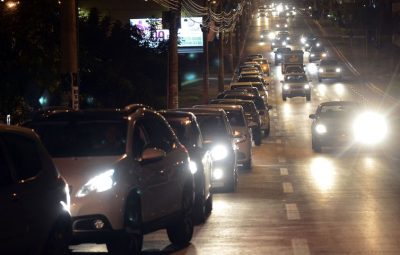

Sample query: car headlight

[336,68,341,73]
[211,144,228,160]
[268,32,275,39]
[213,168,224,180]
[260,35,264,38]
[318,68,324,73]
[353,112,388,145]
[304,84,310,89]
[277,54,281,59]
[287,37,290,40]
[76,169,115,198]
[272,42,276,45]
[316,43,320,47]
[305,43,310,47]
[284,24,288,27]
[315,124,327,134]
[322,53,327,57]
[283,84,290,90]
[310,54,315,57]
[282,41,287,46]
[276,24,280,27]
[189,160,198,174]
[301,37,306,44]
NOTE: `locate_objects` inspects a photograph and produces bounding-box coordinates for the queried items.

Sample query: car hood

[53,155,124,195]
[316,117,354,130]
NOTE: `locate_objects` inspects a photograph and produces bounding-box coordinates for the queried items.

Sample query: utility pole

[60,0,79,110]
[167,5,180,109]
[201,0,209,104]
[218,0,225,93]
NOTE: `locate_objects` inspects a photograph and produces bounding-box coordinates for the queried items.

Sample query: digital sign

[130,17,203,48]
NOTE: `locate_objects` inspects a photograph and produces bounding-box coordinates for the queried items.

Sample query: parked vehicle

[160,110,213,223]
[209,99,262,146]
[177,108,238,192]
[281,73,312,101]
[194,104,253,169]
[24,106,195,254]
[0,124,71,255]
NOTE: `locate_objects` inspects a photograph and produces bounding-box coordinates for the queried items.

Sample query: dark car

[304,37,321,52]
[24,106,195,254]
[0,124,72,255]
[176,108,238,192]
[160,110,213,223]
[237,75,269,87]
[309,46,328,62]
[281,73,311,101]
[222,93,271,137]
[309,101,388,152]
[274,47,291,66]
[217,88,260,99]
[209,98,263,146]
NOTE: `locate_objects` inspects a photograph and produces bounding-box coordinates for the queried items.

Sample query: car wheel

[312,137,322,152]
[43,218,72,255]
[193,185,207,224]
[282,95,287,101]
[253,127,262,146]
[243,157,252,170]
[107,232,143,255]
[167,183,194,246]
[306,94,311,101]
[205,193,213,215]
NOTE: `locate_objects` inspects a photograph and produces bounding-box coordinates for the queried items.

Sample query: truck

[281,50,305,75]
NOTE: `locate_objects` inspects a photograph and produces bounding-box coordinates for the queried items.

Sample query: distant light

[184,72,197,81]
[39,96,48,106]
[6,1,18,9]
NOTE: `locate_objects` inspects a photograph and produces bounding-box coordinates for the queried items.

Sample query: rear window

[27,120,127,157]
[321,60,338,65]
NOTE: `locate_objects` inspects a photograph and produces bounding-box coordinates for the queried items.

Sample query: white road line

[280,167,288,175]
[292,238,311,255]
[283,182,294,193]
[278,157,286,163]
[286,203,301,220]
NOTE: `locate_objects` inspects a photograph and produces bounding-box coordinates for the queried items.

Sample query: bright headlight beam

[76,169,115,197]
[189,160,198,174]
[315,124,327,134]
[353,112,388,145]
[211,145,228,161]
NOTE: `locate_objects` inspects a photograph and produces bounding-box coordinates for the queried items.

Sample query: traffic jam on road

[2,1,399,255]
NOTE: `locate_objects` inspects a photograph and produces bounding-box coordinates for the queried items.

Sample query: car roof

[176,107,226,116]
[319,101,360,107]
[194,104,244,111]
[159,110,196,120]
[0,124,38,137]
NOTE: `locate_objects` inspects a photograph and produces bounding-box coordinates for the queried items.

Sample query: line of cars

[3,85,273,254]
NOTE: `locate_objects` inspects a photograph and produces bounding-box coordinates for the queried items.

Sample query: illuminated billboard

[130,17,203,48]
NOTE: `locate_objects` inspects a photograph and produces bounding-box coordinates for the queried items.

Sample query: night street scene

[3,0,400,254]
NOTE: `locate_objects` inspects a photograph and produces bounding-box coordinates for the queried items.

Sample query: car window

[285,75,307,82]
[1,133,42,181]
[166,118,198,149]
[27,120,127,157]
[0,142,13,186]
[140,115,176,153]
[196,115,229,140]
[225,110,246,127]
[319,105,358,117]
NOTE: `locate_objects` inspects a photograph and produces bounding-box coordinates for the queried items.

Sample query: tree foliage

[0,2,168,122]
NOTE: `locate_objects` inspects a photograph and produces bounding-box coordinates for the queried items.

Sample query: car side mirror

[309,114,316,119]
[140,147,166,164]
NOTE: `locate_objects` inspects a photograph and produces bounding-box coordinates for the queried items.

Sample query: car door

[0,132,45,251]
[133,113,186,222]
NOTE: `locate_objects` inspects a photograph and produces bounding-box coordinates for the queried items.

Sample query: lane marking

[283,182,294,193]
[292,238,311,255]
[278,157,286,163]
[286,203,301,220]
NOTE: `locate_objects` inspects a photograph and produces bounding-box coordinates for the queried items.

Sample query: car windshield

[318,105,359,118]
[195,115,228,140]
[27,120,127,157]
[224,110,245,127]
[285,75,307,82]
[166,119,195,148]
[321,60,338,65]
